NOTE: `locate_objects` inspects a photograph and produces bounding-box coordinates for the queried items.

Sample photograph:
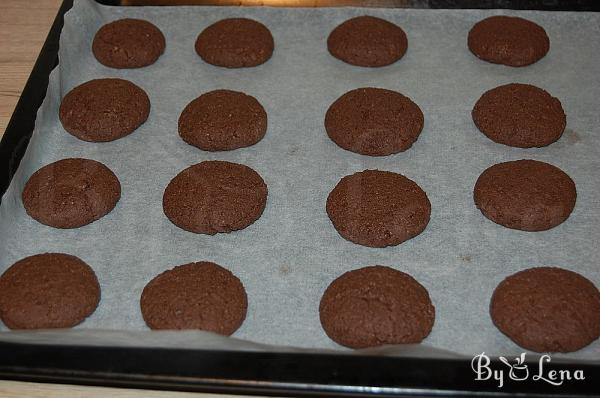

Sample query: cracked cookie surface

[195,18,274,68]
[0,253,100,330]
[59,78,150,142]
[468,16,549,67]
[92,18,165,69]
[325,87,423,156]
[327,16,407,67]
[22,158,121,229]
[178,90,267,151]
[326,169,430,247]
[474,159,576,231]
[491,267,600,353]
[140,261,247,334]
[319,265,435,348]
[472,83,565,148]
[163,160,268,234]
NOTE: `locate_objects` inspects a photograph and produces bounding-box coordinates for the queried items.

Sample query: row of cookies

[18,155,577,241]
[61,76,567,150]
[92,15,549,70]
[2,253,598,353]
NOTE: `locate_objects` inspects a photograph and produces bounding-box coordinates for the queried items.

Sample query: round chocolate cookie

[472,83,566,148]
[178,90,267,151]
[22,158,121,229]
[140,261,247,334]
[0,253,100,329]
[325,87,424,156]
[59,78,150,142]
[163,161,268,234]
[491,267,600,353]
[468,16,549,67]
[319,265,435,349]
[474,160,576,232]
[195,18,274,68]
[92,18,165,69]
[327,16,408,67]
[326,170,431,248]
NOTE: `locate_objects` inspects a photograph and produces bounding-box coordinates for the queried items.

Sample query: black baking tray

[1,0,600,396]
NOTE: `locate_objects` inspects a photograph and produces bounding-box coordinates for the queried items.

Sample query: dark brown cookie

[472,83,566,148]
[468,16,549,67]
[491,267,600,353]
[140,261,247,334]
[195,18,274,68]
[319,265,435,349]
[178,90,267,151]
[59,78,150,142]
[326,170,430,248]
[92,18,165,69]
[474,160,576,232]
[325,87,424,156]
[163,161,267,234]
[0,253,100,330]
[327,16,408,67]
[22,158,121,229]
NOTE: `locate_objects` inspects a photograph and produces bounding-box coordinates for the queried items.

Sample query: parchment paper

[1,0,600,361]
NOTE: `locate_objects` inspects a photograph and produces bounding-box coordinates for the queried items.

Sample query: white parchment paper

[1,0,600,362]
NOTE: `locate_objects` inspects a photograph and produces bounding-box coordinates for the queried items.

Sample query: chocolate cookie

[327,16,408,67]
[474,160,576,231]
[472,83,566,148]
[326,170,430,248]
[491,267,600,353]
[178,90,267,151]
[319,265,435,349]
[325,87,424,156]
[22,158,121,229]
[0,253,100,329]
[59,78,150,142]
[468,16,549,67]
[140,261,247,334]
[163,161,267,234]
[92,18,165,69]
[195,18,274,68]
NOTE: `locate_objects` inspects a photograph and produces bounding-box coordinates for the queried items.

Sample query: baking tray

[1,0,600,396]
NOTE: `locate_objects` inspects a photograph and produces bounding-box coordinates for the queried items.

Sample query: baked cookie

[195,18,274,68]
[325,87,423,156]
[163,161,268,234]
[319,265,435,349]
[474,160,576,231]
[0,253,100,329]
[92,18,165,69]
[468,16,549,67]
[327,16,407,67]
[491,267,600,353]
[178,90,267,151]
[326,170,430,248]
[59,78,150,142]
[140,261,247,334]
[472,83,566,148]
[22,158,121,229]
